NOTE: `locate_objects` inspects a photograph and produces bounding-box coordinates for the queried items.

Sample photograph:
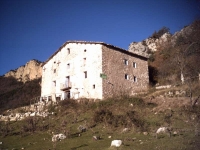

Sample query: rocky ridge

[4,59,43,83]
[128,25,192,56]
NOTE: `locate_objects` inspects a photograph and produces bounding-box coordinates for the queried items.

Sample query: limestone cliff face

[128,41,150,58]
[128,33,171,56]
[128,25,193,56]
[4,59,43,82]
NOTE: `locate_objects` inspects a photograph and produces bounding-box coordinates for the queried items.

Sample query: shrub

[93,109,113,125]
[126,111,145,129]
[59,99,78,109]
[150,27,170,39]
[127,97,145,107]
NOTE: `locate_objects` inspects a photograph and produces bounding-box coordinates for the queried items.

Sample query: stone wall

[102,45,149,98]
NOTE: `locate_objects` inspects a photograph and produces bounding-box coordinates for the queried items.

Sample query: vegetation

[0,77,41,113]
[0,96,200,150]
[149,20,200,85]
[149,26,170,39]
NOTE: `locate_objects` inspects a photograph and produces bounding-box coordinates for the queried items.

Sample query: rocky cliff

[4,59,43,82]
[128,25,192,56]
[128,32,171,57]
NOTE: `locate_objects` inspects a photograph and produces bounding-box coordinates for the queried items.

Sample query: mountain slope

[0,76,41,113]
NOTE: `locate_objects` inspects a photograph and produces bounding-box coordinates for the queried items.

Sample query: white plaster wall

[41,43,103,100]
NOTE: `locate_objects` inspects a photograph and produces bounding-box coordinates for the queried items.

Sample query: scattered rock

[77,125,87,132]
[143,132,148,135]
[122,128,129,133]
[52,133,66,142]
[111,140,123,147]
[156,127,171,138]
[93,135,100,140]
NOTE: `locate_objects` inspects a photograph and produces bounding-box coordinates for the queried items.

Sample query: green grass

[0,129,199,150]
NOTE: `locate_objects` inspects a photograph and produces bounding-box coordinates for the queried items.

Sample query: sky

[0,0,200,76]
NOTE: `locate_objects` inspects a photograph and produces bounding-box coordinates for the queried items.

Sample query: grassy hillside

[0,96,199,150]
[0,76,41,113]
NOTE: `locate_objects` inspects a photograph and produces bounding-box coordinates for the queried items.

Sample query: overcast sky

[0,0,200,76]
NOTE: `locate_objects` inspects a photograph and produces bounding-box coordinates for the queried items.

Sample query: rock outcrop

[128,24,195,56]
[128,33,171,57]
[4,59,43,82]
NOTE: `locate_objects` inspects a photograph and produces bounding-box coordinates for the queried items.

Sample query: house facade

[41,41,149,101]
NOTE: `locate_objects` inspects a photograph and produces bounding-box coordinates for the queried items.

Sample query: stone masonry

[102,45,149,98]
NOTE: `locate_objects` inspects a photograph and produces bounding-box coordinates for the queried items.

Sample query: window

[66,76,70,87]
[124,59,128,65]
[67,48,70,54]
[67,63,70,69]
[53,81,56,86]
[125,74,129,80]
[133,76,137,82]
[133,62,137,68]
[84,49,87,52]
[83,58,86,66]
[84,71,87,78]
[54,69,56,73]
[93,84,95,89]
[57,61,61,66]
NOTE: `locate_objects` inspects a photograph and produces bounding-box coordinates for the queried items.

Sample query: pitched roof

[42,40,148,66]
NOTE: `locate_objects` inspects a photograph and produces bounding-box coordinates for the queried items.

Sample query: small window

[133,76,137,82]
[83,58,86,66]
[57,61,61,66]
[84,49,87,52]
[54,69,56,73]
[67,63,70,69]
[125,74,129,80]
[84,71,87,78]
[133,62,137,68]
[124,59,128,65]
[67,48,70,54]
[93,84,95,89]
[53,81,56,86]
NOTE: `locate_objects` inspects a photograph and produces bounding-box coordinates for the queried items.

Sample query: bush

[127,97,145,107]
[93,109,113,125]
[150,27,170,39]
[59,99,78,109]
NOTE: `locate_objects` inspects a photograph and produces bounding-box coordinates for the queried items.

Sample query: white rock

[111,140,123,147]
[122,128,129,133]
[52,133,66,142]
[156,127,171,138]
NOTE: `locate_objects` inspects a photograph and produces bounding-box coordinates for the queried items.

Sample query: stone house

[41,41,149,101]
